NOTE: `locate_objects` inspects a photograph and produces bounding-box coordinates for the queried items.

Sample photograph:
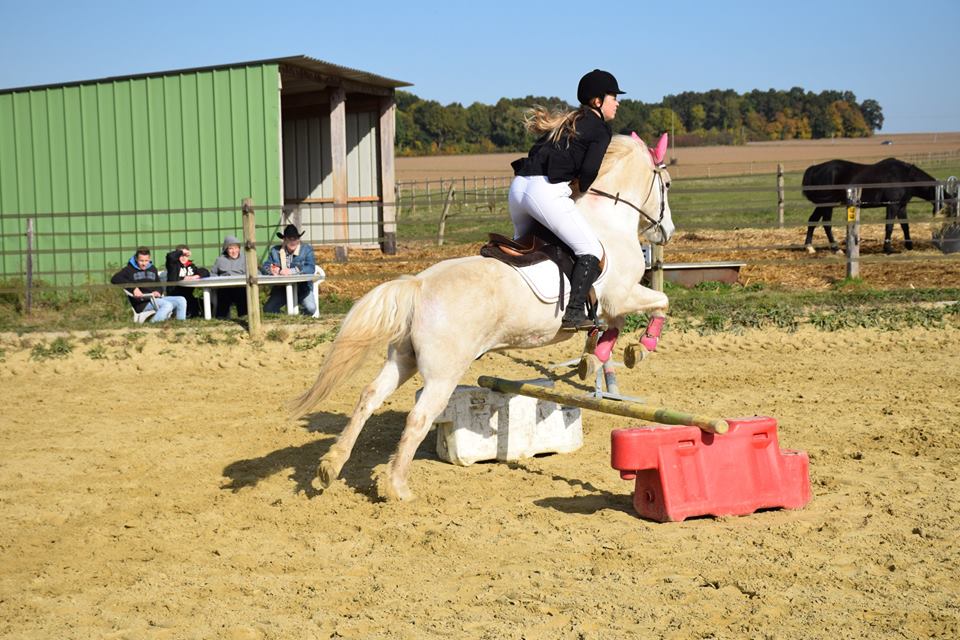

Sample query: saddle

[480,227,600,313]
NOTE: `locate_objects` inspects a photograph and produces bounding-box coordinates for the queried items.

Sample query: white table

[172,271,326,319]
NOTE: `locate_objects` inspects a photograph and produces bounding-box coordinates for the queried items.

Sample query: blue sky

[1,0,957,133]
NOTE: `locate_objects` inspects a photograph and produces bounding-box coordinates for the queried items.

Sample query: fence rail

[2,162,959,318]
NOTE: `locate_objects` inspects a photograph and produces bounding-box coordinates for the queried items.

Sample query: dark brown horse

[802,158,940,254]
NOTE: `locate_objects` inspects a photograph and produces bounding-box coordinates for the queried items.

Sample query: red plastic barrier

[610,416,810,522]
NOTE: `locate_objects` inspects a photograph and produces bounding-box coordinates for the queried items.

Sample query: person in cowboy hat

[509,69,624,330]
[260,223,318,315]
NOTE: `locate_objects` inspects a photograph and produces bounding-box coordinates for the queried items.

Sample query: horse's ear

[631,131,644,145]
[651,133,668,165]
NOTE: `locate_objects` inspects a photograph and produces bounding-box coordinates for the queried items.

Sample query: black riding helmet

[577,69,625,106]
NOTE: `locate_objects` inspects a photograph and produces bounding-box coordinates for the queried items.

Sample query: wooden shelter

[0,55,411,285]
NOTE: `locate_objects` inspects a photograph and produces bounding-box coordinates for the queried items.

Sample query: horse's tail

[288,276,421,419]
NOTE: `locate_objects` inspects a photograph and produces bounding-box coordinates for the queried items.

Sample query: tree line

[395,87,883,156]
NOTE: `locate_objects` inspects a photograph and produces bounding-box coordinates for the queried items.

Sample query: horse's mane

[595,134,650,187]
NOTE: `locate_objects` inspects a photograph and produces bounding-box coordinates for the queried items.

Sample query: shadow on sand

[221,409,413,500]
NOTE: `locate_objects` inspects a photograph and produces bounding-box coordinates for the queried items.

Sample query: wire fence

[3,164,959,316]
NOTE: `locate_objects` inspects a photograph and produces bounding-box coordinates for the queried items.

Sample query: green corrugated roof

[0,54,412,94]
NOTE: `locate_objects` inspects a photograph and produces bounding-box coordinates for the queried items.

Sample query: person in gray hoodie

[209,235,247,318]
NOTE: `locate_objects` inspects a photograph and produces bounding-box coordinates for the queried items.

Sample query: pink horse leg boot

[593,328,619,363]
[640,316,665,352]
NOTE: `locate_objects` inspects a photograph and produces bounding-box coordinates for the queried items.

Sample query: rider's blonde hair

[523,105,586,145]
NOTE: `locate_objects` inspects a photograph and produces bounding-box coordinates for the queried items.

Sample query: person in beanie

[209,234,247,318]
[261,224,318,315]
[509,69,624,330]
[111,246,188,322]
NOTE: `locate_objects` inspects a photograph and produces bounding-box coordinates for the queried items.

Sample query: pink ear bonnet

[631,131,668,165]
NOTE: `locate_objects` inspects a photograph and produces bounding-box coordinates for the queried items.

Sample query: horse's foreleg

[379,376,460,501]
[899,204,913,249]
[578,323,621,381]
[318,342,416,489]
[616,284,669,369]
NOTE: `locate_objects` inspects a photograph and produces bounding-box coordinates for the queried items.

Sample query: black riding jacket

[511,108,612,192]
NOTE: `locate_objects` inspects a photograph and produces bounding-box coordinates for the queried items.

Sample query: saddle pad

[511,257,609,304]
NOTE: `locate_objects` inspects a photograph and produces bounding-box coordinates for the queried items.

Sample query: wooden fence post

[241,198,263,338]
[845,187,861,279]
[25,218,34,315]
[651,244,664,292]
[437,183,456,246]
[777,163,785,228]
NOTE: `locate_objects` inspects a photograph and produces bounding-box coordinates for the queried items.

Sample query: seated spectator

[261,224,317,315]
[112,247,187,322]
[165,244,210,318]
[209,234,247,319]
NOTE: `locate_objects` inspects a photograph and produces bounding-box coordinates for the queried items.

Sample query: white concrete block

[427,383,583,466]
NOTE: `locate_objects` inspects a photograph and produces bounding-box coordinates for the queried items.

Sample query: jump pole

[477,376,729,435]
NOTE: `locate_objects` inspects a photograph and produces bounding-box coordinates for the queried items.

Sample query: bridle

[588,165,669,243]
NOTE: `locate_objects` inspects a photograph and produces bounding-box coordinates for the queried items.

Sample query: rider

[509,69,624,330]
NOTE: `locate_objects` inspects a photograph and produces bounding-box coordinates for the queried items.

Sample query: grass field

[393,158,960,245]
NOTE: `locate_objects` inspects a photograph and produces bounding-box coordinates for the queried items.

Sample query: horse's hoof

[376,468,414,501]
[584,332,600,352]
[578,354,600,381]
[624,344,648,369]
[883,243,895,255]
[804,244,815,255]
[317,459,339,488]
[905,240,914,250]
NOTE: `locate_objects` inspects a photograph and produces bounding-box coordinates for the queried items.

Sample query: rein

[588,167,667,241]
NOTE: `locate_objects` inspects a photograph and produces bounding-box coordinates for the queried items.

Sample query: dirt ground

[397,132,960,180]
[1,320,959,638]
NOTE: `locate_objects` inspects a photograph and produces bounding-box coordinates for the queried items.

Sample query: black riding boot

[561,254,602,330]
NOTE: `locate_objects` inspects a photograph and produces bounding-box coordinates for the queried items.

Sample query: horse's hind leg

[822,209,839,250]
[379,375,461,501]
[883,204,897,253]
[318,341,417,488]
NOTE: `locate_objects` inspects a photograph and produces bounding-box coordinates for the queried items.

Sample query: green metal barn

[0,56,410,285]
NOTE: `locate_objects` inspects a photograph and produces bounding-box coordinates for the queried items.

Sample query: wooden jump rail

[477,376,729,435]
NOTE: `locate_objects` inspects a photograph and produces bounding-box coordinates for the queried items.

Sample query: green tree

[490,98,530,150]
[689,104,707,131]
[465,102,492,144]
[647,107,684,137]
[859,99,884,131]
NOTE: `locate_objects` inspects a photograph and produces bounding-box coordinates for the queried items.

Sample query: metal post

[777,163,785,228]
[25,218,34,315]
[845,187,861,279]
[241,198,262,338]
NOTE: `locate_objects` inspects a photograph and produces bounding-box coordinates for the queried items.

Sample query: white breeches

[508,175,603,258]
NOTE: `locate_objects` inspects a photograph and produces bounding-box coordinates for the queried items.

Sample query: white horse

[290,133,675,501]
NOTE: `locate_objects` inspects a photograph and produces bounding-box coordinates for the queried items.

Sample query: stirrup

[560,313,602,332]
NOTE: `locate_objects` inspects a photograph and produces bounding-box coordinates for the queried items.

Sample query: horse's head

[593,133,675,245]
